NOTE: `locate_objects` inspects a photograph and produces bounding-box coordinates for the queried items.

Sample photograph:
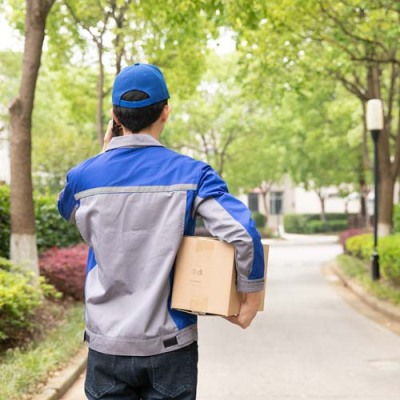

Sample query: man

[58,63,264,400]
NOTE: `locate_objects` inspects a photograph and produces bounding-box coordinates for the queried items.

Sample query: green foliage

[326,220,349,233]
[345,233,373,260]
[337,254,400,305]
[283,214,308,234]
[0,258,43,342]
[393,204,400,234]
[252,212,267,228]
[35,193,83,252]
[32,61,99,192]
[229,0,400,230]
[346,234,400,285]
[0,303,85,400]
[379,236,400,286]
[0,184,82,258]
[284,213,349,234]
[0,185,10,259]
[165,53,252,176]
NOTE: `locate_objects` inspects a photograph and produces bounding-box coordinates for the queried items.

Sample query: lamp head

[367,99,384,131]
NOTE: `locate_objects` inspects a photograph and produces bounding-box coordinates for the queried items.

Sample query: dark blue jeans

[85,342,198,400]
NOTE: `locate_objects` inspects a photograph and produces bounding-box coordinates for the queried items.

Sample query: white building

[238,175,400,232]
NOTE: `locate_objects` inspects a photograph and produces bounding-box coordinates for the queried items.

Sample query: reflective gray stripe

[75,184,198,200]
[68,205,79,224]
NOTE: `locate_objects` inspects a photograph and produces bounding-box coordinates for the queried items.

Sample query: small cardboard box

[171,236,269,317]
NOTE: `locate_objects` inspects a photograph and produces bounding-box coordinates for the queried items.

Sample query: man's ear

[111,109,122,125]
[161,104,170,123]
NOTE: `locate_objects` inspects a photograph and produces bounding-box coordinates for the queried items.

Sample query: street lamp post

[366,99,384,281]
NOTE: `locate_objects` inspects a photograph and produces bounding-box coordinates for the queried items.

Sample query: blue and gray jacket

[58,134,264,356]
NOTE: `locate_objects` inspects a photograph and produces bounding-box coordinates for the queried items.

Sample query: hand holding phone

[102,120,114,152]
[112,119,122,137]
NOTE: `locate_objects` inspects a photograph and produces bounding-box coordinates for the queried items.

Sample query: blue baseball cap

[112,63,170,108]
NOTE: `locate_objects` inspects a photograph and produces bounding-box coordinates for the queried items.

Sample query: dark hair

[113,90,168,133]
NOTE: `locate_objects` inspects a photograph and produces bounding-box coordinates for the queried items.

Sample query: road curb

[31,346,87,400]
[331,263,400,323]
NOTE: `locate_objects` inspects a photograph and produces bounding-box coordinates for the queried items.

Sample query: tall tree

[164,53,248,176]
[60,0,222,145]
[8,0,55,273]
[228,0,400,235]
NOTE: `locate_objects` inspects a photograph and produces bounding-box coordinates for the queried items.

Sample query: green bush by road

[394,204,400,234]
[336,254,400,305]
[0,258,60,344]
[284,213,348,234]
[0,302,85,400]
[346,234,400,285]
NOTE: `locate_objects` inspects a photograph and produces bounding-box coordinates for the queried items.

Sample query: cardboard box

[171,236,269,317]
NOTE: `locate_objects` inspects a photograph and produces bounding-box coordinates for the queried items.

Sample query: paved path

[61,238,400,399]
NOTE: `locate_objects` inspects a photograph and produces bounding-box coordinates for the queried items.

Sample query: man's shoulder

[162,147,209,170]
[67,153,104,179]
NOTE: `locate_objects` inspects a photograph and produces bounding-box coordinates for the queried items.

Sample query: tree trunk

[96,43,105,145]
[361,100,370,169]
[8,0,54,273]
[367,64,396,235]
[359,180,369,226]
[378,172,394,236]
[316,191,327,223]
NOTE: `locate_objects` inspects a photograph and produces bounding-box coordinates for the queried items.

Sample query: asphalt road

[61,238,400,400]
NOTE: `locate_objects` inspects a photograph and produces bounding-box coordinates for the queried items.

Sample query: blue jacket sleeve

[194,165,264,293]
[57,172,79,224]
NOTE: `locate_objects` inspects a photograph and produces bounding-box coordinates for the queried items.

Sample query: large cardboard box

[171,236,269,317]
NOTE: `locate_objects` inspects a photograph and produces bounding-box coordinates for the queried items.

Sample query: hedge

[339,228,372,252]
[394,204,400,234]
[346,233,400,285]
[252,212,267,228]
[0,184,82,258]
[0,185,10,260]
[0,257,58,343]
[35,193,82,252]
[39,244,88,301]
[284,213,349,234]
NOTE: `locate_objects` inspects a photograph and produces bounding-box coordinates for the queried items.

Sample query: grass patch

[0,301,85,400]
[337,254,400,305]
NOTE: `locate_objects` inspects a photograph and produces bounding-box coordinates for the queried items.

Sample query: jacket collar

[106,134,164,151]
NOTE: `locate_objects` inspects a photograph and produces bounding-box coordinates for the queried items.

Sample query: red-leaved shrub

[39,244,88,300]
[339,227,372,253]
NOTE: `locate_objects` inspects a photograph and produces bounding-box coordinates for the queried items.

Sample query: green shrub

[379,235,400,285]
[346,233,373,259]
[328,220,349,232]
[252,212,267,228]
[35,194,82,252]
[0,258,54,342]
[304,220,325,233]
[283,214,308,233]
[284,214,349,234]
[0,184,82,257]
[346,233,400,285]
[0,185,11,259]
[394,204,400,234]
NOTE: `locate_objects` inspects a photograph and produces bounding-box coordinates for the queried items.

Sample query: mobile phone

[112,119,122,137]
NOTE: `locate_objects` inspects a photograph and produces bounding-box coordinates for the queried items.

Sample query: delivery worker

[58,62,264,400]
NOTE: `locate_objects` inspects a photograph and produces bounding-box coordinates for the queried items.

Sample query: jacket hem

[85,324,198,356]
